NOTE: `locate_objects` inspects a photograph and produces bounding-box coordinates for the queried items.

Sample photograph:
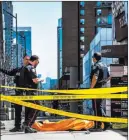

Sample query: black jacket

[0,67,23,86]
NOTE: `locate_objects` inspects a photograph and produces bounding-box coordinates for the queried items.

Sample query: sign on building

[110,64,128,118]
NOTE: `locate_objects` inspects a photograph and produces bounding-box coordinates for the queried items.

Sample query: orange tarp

[32,118,96,131]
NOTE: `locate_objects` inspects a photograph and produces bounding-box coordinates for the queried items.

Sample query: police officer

[0,55,30,132]
[90,52,111,131]
[23,55,42,133]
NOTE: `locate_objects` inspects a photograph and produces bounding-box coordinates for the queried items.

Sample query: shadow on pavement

[1,132,25,136]
[112,128,128,137]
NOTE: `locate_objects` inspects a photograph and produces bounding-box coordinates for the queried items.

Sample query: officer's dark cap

[30,55,39,61]
[92,52,101,61]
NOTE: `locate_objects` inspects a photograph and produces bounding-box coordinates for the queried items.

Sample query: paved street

[1,120,127,140]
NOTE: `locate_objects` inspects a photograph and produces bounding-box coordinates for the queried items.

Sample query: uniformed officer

[0,55,30,132]
[90,52,111,131]
[23,55,42,133]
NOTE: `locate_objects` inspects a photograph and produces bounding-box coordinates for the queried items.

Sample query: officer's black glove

[102,81,107,85]
[0,68,4,73]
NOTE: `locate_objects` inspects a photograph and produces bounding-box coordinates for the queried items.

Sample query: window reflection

[80,19,85,24]
[80,10,85,16]
[97,27,101,33]
[80,1,85,7]
[81,45,85,50]
[96,17,107,25]
[96,2,102,7]
[80,28,85,33]
[96,15,112,25]
[107,14,112,24]
[96,9,102,16]
[80,36,85,42]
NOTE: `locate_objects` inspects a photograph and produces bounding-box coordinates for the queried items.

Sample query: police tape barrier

[1,94,127,123]
[0,85,128,95]
[0,94,127,101]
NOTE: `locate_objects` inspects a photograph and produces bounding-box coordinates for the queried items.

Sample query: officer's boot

[103,122,112,131]
[9,127,22,132]
[24,126,37,133]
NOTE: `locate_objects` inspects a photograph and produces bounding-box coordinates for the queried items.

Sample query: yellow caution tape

[0,85,127,95]
[1,94,128,123]
[60,100,81,103]
[0,94,127,101]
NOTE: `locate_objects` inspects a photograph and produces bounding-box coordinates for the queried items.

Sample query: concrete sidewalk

[1,120,127,140]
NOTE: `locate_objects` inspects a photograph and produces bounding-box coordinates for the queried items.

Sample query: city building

[42,77,57,110]
[57,1,113,113]
[83,28,118,88]
[60,1,96,90]
[100,1,128,118]
[0,1,13,111]
[42,77,57,90]
[2,1,13,69]
[95,1,112,34]
[82,28,118,114]
[13,27,32,67]
[101,1,128,65]
[2,1,14,87]
[58,1,112,89]
[57,18,63,87]
[0,2,5,105]
[0,2,4,70]
[81,1,114,114]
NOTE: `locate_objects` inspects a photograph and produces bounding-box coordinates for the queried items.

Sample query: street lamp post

[14,31,26,56]
[15,14,18,67]
[19,33,26,56]
[3,9,18,67]
[16,31,26,56]
[21,34,26,56]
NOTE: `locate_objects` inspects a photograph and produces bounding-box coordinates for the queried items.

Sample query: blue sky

[13,2,62,79]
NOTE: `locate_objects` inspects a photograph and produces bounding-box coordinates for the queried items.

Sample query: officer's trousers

[14,90,23,128]
[24,91,40,127]
[92,84,106,127]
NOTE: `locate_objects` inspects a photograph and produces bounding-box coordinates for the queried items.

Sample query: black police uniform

[23,64,40,129]
[90,60,110,128]
[0,67,24,130]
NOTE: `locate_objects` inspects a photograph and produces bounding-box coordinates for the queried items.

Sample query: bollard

[0,121,5,129]
[0,108,8,120]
